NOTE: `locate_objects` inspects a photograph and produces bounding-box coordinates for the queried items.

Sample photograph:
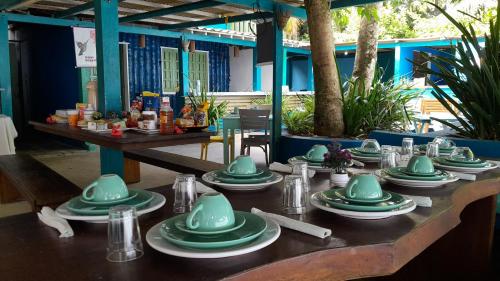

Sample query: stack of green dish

[213,155,274,184]
[159,193,267,249]
[349,147,381,158]
[384,155,449,181]
[67,174,154,215]
[418,144,455,155]
[317,174,407,212]
[434,156,489,168]
[292,144,328,166]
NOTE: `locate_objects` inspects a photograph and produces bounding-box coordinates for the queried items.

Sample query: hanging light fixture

[139,34,146,48]
[181,39,190,52]
[189,40,196,53]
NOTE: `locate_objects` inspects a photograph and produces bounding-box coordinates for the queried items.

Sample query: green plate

[67,190,154,215]
[294,156,323,166]
[319,190,407,212]
[214,170,274,184]
[434,157,488,168]
[174,212,246,235]
[385,167,448,181]
[79,191,139,205]
[348,149,381,157]
[322,188,392,204]
[353,147,381,155]
[221,169,265,178]
[418,144,455,152]
[159,211,267,249]
[445,157,483,164]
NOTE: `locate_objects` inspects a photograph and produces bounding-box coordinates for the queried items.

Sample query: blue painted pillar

[94,0,124,177]
[282,48,288,86]
[271,16,283,162]
[394,45,401,85]
[175,37,190,115]
[306,55,314,91]
[0,15,12,117]
[252,48,261,91]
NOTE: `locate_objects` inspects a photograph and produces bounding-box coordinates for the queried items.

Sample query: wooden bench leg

[124,158,140,184]
[0,173,22,204]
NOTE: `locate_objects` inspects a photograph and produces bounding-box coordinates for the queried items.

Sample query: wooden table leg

[123,158,140,184]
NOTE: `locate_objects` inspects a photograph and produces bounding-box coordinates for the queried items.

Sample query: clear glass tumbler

[426,142,440,158]
[282,175,305,215]
[107,205,144,262]
[292,161,310,192]
[380,151,398,169]
[401,137,414,161]
[173,174,197,214]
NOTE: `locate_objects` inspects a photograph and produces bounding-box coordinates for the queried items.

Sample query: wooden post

[0,15,12,117]
[271,15,283,162]
[94,0,124,177]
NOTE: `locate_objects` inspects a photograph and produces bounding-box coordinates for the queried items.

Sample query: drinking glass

[292,161,310,192]
[426,142,440,158]
[173,174,197,213]
[432,136,455,148]
[401,138,414,161]
[107,205,144,262]
[361,139,381,152]
[380,151,398,169]
[282,175,306,215]
[449,147,475,161]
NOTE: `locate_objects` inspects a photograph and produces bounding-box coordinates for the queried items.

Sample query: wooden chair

[239,109,271,166]
[200,135,234,161]
[420,99,454,115]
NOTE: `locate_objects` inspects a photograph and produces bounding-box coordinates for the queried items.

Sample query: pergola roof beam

[0,0,41,10]
[216,0,307,19]
[161,11,273,30]
[119,0,224,23]
[55,0,125,19]
[330,0,385,9]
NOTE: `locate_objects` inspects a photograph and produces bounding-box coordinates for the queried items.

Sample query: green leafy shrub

[413,2,500,140]
[283,95,315,136]
[186,89,228,128]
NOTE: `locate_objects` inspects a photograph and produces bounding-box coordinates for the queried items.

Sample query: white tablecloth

[0,115,18,155]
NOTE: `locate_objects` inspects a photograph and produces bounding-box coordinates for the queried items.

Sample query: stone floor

[0,134,268,217]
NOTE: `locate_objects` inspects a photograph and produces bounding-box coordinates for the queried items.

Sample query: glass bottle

[160,100,174,134]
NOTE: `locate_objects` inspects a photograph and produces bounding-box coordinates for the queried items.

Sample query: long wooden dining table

[1,168,499,281]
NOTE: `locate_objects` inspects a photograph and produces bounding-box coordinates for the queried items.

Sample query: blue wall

[120,33,230,97]
[289,56,308,91]
[335,51,395,84]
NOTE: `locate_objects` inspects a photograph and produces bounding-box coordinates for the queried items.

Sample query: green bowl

[319,190,408,212]
[322,188,392,204]
[67,190,154,215]
[434,157,488,168]
[214,170,274,184]
[385,167,448,181]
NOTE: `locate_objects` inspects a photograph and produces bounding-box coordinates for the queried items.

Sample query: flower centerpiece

[323,142,352,187]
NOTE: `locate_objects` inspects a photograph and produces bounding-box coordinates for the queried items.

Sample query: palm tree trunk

[304,0,344,137]
[352,4,380,89]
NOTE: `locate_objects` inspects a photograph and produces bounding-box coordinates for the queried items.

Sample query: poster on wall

[72,27,97,67]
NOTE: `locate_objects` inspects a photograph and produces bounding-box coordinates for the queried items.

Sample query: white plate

[202,171,283,191]
[287,157,331,172]
[433,161,498,174]
[55,191,166,223]
[310,192,416,220]
[376,170,459,189]
[146,216,280,258]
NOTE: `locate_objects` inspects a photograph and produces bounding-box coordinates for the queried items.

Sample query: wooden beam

[119,0,223,23]
[330,0,385,9]
[55,0,125,19]
[161,12,273,30]
[0,0,41,10]
[217,0,307,19]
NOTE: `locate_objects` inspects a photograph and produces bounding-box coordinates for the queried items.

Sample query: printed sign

[72,27,97,67]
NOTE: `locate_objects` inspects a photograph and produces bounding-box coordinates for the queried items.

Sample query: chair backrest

[239,109,270,132]
[421,99,454,115]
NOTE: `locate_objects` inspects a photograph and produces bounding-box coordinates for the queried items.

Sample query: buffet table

[29,121,213,183]
[1,169,499,281]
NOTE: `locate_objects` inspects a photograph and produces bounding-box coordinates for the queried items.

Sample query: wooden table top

[29,121,212,150]
[1,167,499,281]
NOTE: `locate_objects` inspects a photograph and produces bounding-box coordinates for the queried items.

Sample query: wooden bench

[124,149,225,177]
[0,154,81,212]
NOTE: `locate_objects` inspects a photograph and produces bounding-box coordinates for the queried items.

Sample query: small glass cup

[401,138,414,161]
[432,136,455,149]
[173,174,197,214]
[426,142,440,158]
[380,151,398,169]
[292,161,310,192]
[450,147,475,161]
[380,145,393,153]
[107,205,144,262]
[282,175,305,215]
[361,139,381,152]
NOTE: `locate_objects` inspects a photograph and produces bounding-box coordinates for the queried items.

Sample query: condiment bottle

[160,100,174,134]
